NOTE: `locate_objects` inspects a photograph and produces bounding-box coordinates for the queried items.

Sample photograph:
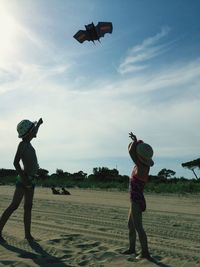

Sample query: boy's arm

[35,118,43,133]
[13,143,29,185]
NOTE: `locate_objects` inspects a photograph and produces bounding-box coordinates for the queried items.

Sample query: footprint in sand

[78,259,90,266]
[76,241,101,249]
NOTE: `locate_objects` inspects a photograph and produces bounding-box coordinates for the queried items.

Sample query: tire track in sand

[1,189,200,266]
[4,200,200,266]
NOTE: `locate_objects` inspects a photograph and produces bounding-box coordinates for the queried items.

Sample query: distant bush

[0,169,17,177]
[0,167,200,194]
[145,179,200,193]
[0,176,16,185]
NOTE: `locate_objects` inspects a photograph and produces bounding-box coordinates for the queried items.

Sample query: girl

[0,118,43,242]
[123,132,154,259]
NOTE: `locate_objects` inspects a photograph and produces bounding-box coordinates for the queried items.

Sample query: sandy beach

[0,186,199,267]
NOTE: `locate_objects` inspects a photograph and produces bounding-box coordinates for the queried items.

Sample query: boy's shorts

[16,175,35,189]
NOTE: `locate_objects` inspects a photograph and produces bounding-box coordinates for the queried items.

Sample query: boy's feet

[0,236,6,244]
[25,235,35,242]
[122,248,136,255]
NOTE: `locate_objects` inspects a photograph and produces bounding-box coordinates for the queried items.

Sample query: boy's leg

[132,202,150,258]
[0,186,24,236]
[24,187,35,240]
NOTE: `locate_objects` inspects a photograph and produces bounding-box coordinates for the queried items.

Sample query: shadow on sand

[149,255,174,267]
[1,239,74,267]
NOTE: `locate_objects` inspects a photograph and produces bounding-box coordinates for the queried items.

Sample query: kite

[73,22,113,44]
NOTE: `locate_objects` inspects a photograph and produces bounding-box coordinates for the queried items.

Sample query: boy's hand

[129,132,137,142]
[21,174,30,186]
[21,173,33,189]
[38,118,43,125]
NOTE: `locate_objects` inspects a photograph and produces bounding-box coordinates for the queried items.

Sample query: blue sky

[0,0,200,178]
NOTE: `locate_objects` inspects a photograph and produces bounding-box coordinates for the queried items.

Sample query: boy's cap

[136,143,154,167]
[17,120,37,138]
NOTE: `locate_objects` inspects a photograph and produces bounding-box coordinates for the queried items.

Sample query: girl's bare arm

[128,132,137,162]
[128,132,141,165]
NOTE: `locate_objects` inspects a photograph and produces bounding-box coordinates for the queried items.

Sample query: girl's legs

[24,187,35,240]
[132,202,150,258]
[0,186,24,237]
[128,206,136,252]
[123,206,136,254]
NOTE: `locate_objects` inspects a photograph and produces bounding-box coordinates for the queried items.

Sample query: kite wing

[96,22,113,38]
[73,30,90,43]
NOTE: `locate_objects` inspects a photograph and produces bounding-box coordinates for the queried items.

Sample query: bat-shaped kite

[73,22,113,44]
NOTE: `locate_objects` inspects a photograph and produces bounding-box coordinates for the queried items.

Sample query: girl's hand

[129,132,137,142]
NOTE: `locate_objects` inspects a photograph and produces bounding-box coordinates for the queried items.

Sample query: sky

[0,0,200,178]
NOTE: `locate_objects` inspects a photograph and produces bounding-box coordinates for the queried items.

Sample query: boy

[0,118,43,242]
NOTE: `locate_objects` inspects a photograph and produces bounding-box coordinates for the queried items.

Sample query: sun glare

[0,6,19,60]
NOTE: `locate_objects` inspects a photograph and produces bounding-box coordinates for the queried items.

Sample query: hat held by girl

[136,142,154,167]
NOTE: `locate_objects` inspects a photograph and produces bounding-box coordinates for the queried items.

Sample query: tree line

[1,164,200,193]
[0,157,199,185]
[0,164,199,182]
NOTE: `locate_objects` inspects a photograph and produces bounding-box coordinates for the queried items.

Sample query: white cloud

[118,26,171,74]
[0,61,73,95]
[1,56,199,175]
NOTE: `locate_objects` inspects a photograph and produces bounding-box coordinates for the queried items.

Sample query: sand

[0,186,200,267]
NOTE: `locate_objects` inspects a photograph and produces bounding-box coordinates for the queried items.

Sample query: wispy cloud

[1,57,199,154]
[118,26,171,74]
[0,55,199,175]
[0,61,73,96]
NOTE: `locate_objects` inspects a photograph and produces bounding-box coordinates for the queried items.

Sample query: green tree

[158,168,176,179]
[182,158,200,179]
[37,168,49,179]
[71,171,87,181]
[92,167,119,182]
[56,169,64,177]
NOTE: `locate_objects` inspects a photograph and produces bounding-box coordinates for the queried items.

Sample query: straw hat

[17,120,37,138]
